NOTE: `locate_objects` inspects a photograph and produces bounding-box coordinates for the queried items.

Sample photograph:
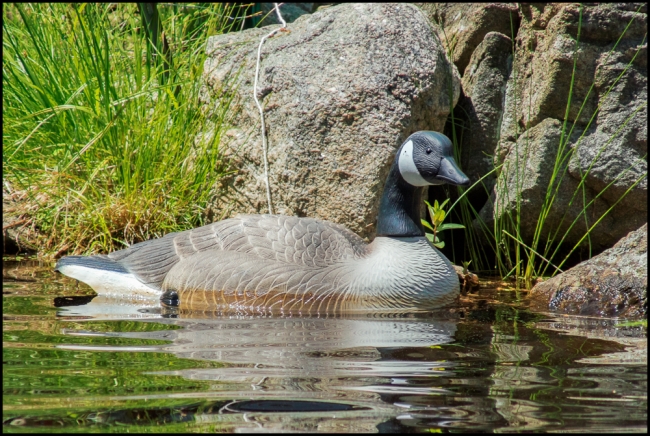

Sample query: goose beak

[435,156,470,186]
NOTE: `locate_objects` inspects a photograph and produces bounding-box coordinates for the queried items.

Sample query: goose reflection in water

[55,296,459,431]
[57,295,457,381]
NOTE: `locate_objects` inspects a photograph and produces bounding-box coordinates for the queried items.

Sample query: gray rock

[416,3,519,74]
[200,3,460,239]
[2,184,36,255]
[529,223,647,318]
[478,118,613,250]
[457,31,512,195]
[567,43,647,234]
[498,3,647,140]
[2,214,22,255]
[481,3,647,250]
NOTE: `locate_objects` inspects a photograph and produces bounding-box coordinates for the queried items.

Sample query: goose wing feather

[106,214,367,289]
[160,249,352,312]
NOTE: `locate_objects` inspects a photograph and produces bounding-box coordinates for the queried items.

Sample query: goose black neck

[376,160,426,237]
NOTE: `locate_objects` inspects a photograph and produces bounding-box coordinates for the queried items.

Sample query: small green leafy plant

[422,199,466,249]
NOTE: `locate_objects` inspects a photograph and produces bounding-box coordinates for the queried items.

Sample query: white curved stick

[253,3,287,215]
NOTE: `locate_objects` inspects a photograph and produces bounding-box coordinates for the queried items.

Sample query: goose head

[377,131,469,237]
[397,131,470,187]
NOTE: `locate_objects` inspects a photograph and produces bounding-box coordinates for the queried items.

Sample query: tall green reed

[434,5,646,285]
[430,6,504,273]
[492,4,647,288]
[3,3,244,256]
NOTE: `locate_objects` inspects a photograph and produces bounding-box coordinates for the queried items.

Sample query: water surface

[3,258,647,433]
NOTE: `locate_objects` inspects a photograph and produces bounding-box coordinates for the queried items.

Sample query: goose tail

[55,255,162,299]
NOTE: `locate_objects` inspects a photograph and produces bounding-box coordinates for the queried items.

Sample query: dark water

[3,258,647,433]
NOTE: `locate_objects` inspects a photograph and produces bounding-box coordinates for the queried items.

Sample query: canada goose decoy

[55,131,470,314]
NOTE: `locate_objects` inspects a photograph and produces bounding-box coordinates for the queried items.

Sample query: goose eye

[426,147,432,154]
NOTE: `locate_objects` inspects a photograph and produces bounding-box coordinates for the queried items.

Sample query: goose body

[56,131,470,314]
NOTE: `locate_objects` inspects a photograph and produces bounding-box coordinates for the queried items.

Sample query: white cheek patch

[398,140,430,186]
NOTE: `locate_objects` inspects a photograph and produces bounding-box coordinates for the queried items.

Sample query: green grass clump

[3,3,244,256]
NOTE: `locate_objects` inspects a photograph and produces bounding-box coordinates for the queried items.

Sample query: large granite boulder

[529,223,647,318]
[480,3,647,251]
[200,3,460,239]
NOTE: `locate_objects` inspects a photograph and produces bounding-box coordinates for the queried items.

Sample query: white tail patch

[56,295,162,320]
[58,264,161,300]
[398,140,430,186]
